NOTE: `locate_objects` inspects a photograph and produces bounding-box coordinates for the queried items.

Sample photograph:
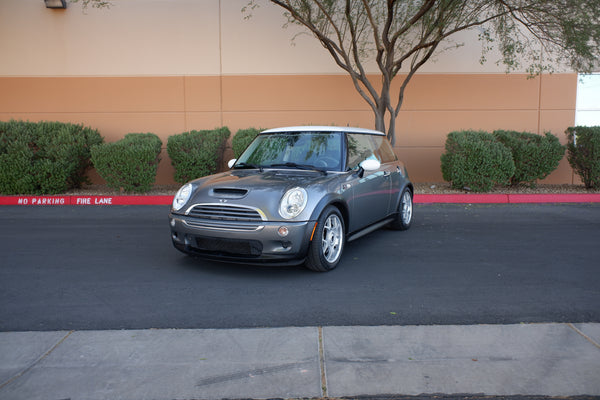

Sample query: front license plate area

[195,236,263,257]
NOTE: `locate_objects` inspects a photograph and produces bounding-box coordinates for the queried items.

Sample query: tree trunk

[387,113,396,147]
[372,105,398,146]
[374,110,386,135]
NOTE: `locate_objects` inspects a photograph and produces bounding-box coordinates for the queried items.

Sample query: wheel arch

[392,182,414,213]
[309,194,349,228]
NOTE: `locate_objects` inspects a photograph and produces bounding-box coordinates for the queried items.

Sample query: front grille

[195,236,263,257]
[187,204,264,222]
[185,220,262,231]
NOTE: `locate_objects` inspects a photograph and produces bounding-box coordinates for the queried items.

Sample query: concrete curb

[1,193,600,206]
[0,195,173,206]
[415,193,600,204]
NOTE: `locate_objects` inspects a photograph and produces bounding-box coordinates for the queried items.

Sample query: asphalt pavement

[2,204,599,331]
[1,201,599,399]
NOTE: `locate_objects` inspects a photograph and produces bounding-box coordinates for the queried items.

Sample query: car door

[345,133,392,232]
[373,134,403,215]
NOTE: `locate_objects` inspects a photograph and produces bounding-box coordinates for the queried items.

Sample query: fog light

[278,226,289,237]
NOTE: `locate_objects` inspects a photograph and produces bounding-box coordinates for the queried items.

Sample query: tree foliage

[246,0,600,144]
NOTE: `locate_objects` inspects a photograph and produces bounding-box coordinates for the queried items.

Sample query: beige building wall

[0,0,577,185]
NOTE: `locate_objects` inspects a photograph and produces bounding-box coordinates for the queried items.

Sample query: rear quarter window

[373,136,398,163]
[346,133,396,169]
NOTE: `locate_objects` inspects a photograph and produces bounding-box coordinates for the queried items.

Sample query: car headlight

[172,183,192,211]
[279,187,308,219]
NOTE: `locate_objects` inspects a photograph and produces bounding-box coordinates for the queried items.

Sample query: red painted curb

[0,196,70,206]
[1,193,599,206]
[71,195,174,205]
[507,193,600,203]
[414,193,600,204]
[414,194,509,204]
[0,195,173,206]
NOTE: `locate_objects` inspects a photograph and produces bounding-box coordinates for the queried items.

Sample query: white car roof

[261,126,385,136]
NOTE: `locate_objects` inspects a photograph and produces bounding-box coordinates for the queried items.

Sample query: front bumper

[169,212,316,265]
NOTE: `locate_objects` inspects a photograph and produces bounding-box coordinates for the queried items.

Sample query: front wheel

[305,206,345,272]
[389,187,413,231]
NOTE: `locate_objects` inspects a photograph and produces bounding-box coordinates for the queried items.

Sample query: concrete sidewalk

[1,323,599,400]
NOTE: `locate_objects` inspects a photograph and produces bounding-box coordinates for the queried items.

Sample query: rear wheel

[389,187,413,231]
[305,206,345,272]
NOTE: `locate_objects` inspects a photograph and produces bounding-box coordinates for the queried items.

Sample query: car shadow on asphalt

[172,253,311,277]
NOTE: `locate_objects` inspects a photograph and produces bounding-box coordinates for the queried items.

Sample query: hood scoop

[210,188,248,199]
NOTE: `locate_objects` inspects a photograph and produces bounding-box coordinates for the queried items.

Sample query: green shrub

[441,130,515,192]
[493,130,565,186]
[0,120,103,195]
[0,140,36,195]
[91,133,162,193]
[232,128,261,158]
[566,126,600,189]
[167,127,231,184]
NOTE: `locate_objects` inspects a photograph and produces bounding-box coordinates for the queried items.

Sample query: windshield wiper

[268,162,327,175]
[233,162,263,172]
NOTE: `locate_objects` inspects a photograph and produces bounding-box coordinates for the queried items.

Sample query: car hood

[184,169,340,220]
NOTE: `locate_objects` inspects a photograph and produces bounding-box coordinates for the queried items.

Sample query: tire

[305,206,345,272]
[389,187,413,231]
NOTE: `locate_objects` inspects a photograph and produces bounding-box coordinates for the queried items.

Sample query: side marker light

[309,222,318,241]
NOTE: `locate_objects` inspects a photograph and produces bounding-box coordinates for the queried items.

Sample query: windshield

[235,132,343,171]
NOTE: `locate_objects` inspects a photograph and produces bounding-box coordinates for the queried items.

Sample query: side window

[346,134,379,170]
[373,136,398,163]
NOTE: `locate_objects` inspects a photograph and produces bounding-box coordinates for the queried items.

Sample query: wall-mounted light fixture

[44,0,67,9]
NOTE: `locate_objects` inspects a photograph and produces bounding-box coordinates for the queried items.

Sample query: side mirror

[359,158,380,171]
[357,158,380,178]
[227,159,237,169]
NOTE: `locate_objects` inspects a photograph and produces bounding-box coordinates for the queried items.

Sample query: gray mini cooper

[169,126,413,271]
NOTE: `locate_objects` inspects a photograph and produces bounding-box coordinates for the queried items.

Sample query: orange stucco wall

[0,73,576,184]
[0,0,580,185]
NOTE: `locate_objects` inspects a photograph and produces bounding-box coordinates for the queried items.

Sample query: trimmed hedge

[493,130,565,187]
[167,127,231,184]
[0,120,103,195]
[232,128,261,159]
[91,133,162,193]
[566,126,600,189]
[441,130,515,192]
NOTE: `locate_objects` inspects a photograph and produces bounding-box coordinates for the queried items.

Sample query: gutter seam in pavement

[568,323,600,349]
[318,326,328,398]
[0,330,74,390]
